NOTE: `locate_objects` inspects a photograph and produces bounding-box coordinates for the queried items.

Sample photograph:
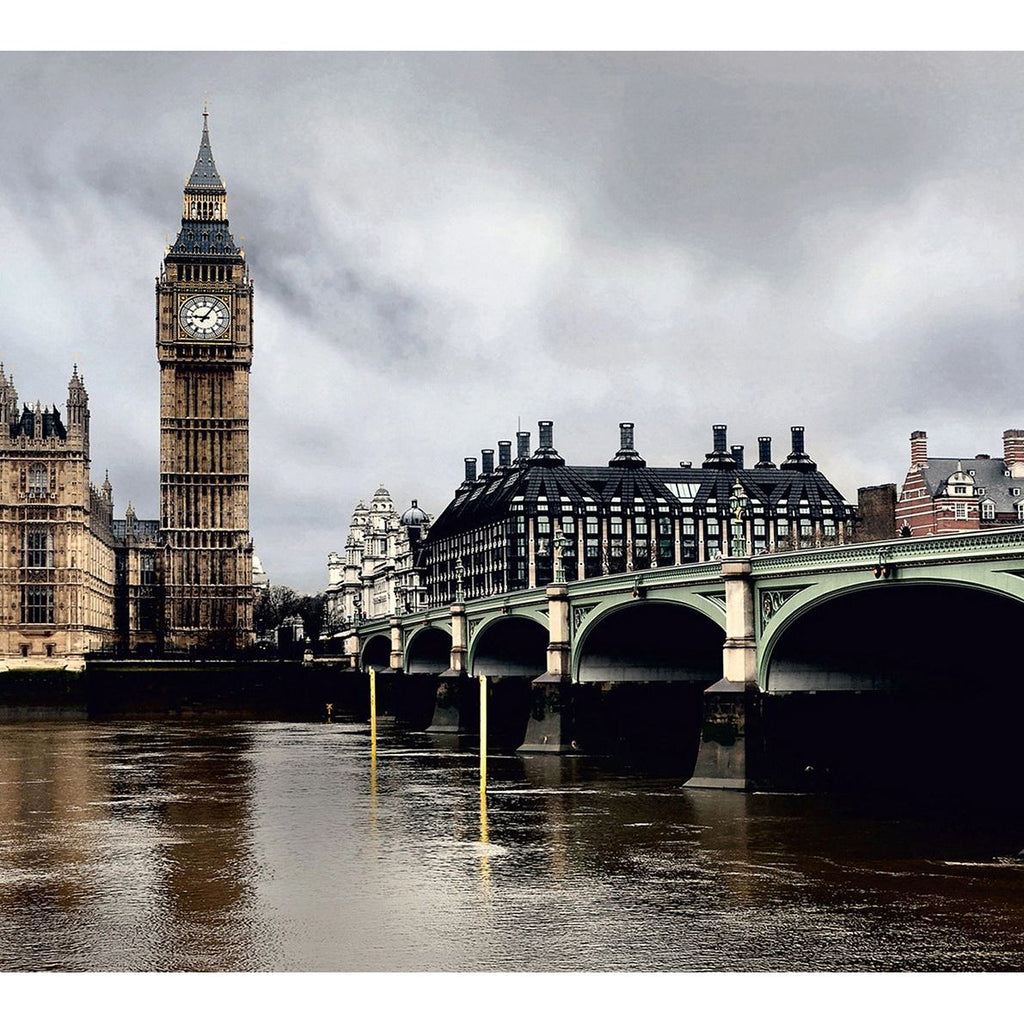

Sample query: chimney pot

[910,430,928,468]
[757,436,774,468]
[1003,429,1024,469]
[481,449,495,475]
[538,420,554,449]
[731,445,744,470]
[790,426,805,455]
[516,431,531,461]
[464,457,477,483]
[619,422,635,451]
[713,424,727,452]
[498,440,512,468]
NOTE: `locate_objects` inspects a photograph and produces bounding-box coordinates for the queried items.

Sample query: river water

[1,713,1023,972]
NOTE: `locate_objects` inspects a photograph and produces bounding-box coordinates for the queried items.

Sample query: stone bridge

[347,529,1024,792]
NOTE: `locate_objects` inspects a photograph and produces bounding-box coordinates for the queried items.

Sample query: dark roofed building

[423,420,856,607]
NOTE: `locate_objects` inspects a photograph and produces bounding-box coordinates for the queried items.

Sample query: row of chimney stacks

[910,429,1024,472]
[462,422,814,483]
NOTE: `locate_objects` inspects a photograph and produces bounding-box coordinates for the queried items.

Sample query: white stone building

[325,486,430,636]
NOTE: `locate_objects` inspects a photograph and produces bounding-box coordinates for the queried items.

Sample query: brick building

[895,429,1024,536]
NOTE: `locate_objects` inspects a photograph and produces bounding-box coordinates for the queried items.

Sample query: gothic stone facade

[0,113,255,664]
[0,367,117,663]
[156,111,254,650]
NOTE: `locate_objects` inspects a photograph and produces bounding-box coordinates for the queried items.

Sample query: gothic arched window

[28,464,48,499]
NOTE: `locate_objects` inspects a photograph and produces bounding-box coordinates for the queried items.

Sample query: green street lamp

[729,479,749,558]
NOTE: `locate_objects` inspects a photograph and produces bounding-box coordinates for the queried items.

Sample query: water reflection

[1,715,1023,971]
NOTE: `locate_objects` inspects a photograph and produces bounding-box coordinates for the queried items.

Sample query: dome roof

[400,499,430,526]
[371,484,395,512]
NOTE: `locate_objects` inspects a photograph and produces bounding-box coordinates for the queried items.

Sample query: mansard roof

[168,221,241,257]
[427,461,601,541]
[919,457,1023,513]
[427,425,851,542]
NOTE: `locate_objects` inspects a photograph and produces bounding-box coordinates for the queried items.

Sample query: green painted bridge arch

[359,631,392,671]
[403,620,453,675]
[355,528,1024,688]
[466,609,550,677]
[569,592,726,684]
[344,526,1024,788]
[753,530,1024,691]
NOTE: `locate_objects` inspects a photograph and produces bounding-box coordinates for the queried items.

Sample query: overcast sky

[3,51,1024,592]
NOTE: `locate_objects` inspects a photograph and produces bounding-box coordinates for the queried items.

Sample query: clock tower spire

[156,110,254,651]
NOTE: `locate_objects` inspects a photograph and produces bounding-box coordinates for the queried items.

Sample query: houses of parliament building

[0,113,254,667]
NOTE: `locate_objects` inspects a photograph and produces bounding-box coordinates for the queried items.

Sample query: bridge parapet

[751,526,1024,577]
[357,526,1024,681]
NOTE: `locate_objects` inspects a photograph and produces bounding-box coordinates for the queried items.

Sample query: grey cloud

[3,51,1024,591]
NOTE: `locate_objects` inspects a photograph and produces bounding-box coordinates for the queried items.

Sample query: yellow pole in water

[369,666,377,754]
[479,672,487,796]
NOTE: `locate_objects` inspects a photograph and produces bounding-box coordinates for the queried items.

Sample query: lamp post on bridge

[454,556,465,603]
[552,527,568,584]
[729,478,749,559]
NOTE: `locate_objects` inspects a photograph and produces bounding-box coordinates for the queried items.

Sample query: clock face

[179,294,230,339]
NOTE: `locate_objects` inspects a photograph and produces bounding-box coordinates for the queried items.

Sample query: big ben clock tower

[156,110,253,650]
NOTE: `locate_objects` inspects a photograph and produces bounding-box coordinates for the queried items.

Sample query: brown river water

[1,714,1023,972]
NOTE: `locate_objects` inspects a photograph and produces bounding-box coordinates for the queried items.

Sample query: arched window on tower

[28,464,48,499]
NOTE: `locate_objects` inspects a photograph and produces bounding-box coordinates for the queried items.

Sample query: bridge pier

[389,617,403,671]
[519,584,573,753]
[688,557,761,789]
[344,634,359,671]
[426,601,466,734]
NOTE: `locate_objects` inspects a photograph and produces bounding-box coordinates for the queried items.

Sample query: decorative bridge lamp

[729,479,749,558]
[454,556,466,603]
[552,527,568,584]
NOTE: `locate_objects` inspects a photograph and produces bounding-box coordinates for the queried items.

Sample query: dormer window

[981,501,995,521]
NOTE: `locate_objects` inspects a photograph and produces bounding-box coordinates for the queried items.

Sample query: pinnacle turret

[176,108,234,231]
[187,108,225,191]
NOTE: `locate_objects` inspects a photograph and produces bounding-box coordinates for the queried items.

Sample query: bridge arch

[760,574,1024,692]
[571,597,726,772]
[404,624,452,675]
[468,614,550,748]
[360,633,391,671]
[468,613,549,677]
[758,576,1024,795]
[571,592,725,681]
